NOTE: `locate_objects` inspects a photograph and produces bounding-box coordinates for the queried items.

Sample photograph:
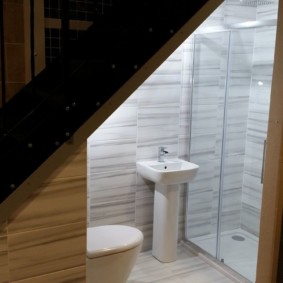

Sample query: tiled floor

[190,229,258,282]
[127,245,238,283]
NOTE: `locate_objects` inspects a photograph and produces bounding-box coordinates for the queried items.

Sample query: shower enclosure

[185,17,277,283]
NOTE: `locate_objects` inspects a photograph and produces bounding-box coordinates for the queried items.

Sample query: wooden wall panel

[2,142,87,282]
[256,1,283,282]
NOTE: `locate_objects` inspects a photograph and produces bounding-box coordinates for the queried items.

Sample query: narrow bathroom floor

[127,245,239,283]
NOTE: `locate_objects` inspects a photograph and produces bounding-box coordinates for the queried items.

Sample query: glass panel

[219,24,277,282]
[185,32,230,257]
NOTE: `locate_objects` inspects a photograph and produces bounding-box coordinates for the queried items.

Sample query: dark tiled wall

[44,28,62,64]
[0,0,26,105]
[44,0,113,64]
[44,0,102,20]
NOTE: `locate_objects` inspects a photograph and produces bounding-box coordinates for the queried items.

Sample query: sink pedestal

[152,184,180,263]
[136,158,199,263]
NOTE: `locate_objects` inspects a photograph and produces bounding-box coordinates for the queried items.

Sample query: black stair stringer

[0,0,222,215]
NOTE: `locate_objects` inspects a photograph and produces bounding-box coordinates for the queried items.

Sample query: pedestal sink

[136,159,199,262]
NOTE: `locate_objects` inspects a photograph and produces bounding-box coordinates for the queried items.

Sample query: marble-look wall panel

[186,159,220,238]
[88,169,136,226]
[220,28,253,159]
[242,161,262,210]
[224,3,256,25]
[136,48,182,161]
[241,202,261,236]
[178,185,187,241]
[87,97,138,143]
[88,47,185,250]
[137,122,179,161]
[196,2,225,31]
[186,31,228,239]
[135,174,155,251]
[11,266,86,283]
[220,155,244,231]
[8,221,86,282]
[7,176,86,233]
[87,95,138,227]
[179,39,193,160]
[88,139,137,173]
[256,0,279,21]
[178,135,190,161]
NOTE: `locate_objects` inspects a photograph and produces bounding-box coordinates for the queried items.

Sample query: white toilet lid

[87,225,143,259]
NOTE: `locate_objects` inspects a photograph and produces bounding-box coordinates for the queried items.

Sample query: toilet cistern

[158,146,168,162]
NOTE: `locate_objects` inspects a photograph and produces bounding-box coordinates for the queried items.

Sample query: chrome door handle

[261,139,267,184]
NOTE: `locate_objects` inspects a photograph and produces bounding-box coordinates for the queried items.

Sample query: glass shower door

[216,28,256,280]
[187,26,275,282]
[219,27,274,282]
[185,31,230,257]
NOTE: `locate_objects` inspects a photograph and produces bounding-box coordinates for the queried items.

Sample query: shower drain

[232,235,245,241]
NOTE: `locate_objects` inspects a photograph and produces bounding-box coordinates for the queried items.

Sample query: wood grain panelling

[0,220,8,283]
[0,0,85,282]
[48,143,87,180]
[3,0,23,3]
[257,1,283,282]
[0,221,7,252]
[277,161,283,283]
[4,142,87,281]
[0,221,7,236]
[5,43,25,82]
[5,82,26,100]
[276,128,283,282]
[8,176,86,233]
[0,236,7,252]
[3,0,24,43]
[0,251,9,283]
[0,0,25,102]
[8,221,86,282]
[10,266,86,283]
[0,80,25,107]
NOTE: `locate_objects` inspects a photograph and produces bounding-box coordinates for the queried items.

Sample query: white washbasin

[137,159,199,185]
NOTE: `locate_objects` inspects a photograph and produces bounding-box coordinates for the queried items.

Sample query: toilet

[87,225,143,283]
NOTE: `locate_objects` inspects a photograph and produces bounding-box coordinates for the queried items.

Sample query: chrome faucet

[158,146,168,162]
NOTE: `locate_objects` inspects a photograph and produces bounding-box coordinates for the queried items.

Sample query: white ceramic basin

[137,159,199,185]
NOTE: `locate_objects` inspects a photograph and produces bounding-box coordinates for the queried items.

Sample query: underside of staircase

[0,0,222,220]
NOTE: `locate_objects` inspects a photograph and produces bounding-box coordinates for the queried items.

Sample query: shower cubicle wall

[185,0,278,282]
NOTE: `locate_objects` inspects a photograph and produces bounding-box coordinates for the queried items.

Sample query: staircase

[0,0,222,216]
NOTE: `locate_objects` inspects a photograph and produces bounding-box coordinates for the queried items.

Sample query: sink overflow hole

[232,235,245,241]
[164,166,167,169]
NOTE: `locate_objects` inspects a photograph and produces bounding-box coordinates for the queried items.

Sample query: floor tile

[128,246,236,283]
